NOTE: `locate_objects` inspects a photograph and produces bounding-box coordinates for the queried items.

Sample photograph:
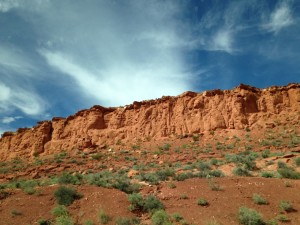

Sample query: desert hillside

[0,83,300,225]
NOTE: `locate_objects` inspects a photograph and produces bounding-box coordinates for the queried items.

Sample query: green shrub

[55,216,74,225]
[99,210,111,224]
[38,219,52,225]
[52,205,69,217]
[171,213,183,222]
[138,172,160,185]
[260,171,275,178]
[180,194,188,199]
[58,172,82,185]
[116,217,140,225]
[84,220,94,225]
[208,179,223,191]
[261,150,270,158]
[87,171,139,193]
[197,161,211,171]
[210,158,218,165]
[156,169,175,181]
[158,143,171,151]
[192,135,200,142]
[225,153,256,170]
[174,172,194,181]
[11,209,22,216]
[252,194,268,205]
[20,180,38,195]
[266,219,278,225]
[277,167,300,179]
[279,200,294,212]
[151,210,172,225]
[128,193,164,213]
[295,157,300,166]
[233,167,251,176]
[92,153,102,160]
[276,215,290,222]
[197,198,208,206]
[208,170,224,177]
[284,181,292,187]
[277,161,288,169]
[143,195,164,213]
[128,193,144,211]
[238,207,264,225]
[168,182,176,189]
[54,186,82,206]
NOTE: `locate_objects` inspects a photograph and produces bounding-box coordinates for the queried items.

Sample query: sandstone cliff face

[0,83,299,161]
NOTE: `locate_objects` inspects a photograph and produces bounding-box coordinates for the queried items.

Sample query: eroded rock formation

[0,83,299,161]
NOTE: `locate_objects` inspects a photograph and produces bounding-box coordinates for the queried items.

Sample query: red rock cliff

[0,83,299,161]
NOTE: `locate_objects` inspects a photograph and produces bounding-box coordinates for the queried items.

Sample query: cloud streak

[0,44,46,117]
[1,116,22,124]
[265,1,294,33]
[30,0,191,106]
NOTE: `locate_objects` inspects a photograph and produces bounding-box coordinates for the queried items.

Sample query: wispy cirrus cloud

[1,116,22,124]
[29,0,191,106]
[0,81,46,116]
[210,28,235,53]
[264,1,294,33]
[0,44,46,116]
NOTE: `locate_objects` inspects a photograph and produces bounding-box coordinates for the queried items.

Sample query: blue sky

[0,0,300,134]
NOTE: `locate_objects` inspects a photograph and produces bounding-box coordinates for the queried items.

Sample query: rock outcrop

[0,83,299,161]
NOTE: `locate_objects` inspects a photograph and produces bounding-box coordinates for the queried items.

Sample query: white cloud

[210,29,234,53]
[0,0,19,12]
[34,1,191,106]
[265,1,294,33]
[1,116,22,124]
[0,82,11,101]
[0,81,45,116]
[0,44,46,116]
[40,49,189,106]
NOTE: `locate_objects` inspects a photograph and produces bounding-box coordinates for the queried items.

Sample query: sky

[0,0,300,134]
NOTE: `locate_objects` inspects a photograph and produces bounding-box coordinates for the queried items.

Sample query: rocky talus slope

[0,83,299,161]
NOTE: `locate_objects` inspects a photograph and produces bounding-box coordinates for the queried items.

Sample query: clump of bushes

[225,152,257,171]
[260,171,275,178]
[54,186,82,206]
[20,180,38,195]
[137,168,175,185]
[238,207,264,225]
[38,219,52,225]
[58,172,83,185]
[158,143,171,151]
[252,194,268,205]
[294,157,300,167]
[233,167,251,177]
[52,205,74,225]
[128,193,164,213]
[277,162,300,179]
[197,198,209,206]
[279,200,295,212]
[151,210,172,225]
[99,210,111,224]
[86,170,140,193]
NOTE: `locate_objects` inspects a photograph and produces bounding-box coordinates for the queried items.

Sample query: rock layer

[0,83,299,161]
